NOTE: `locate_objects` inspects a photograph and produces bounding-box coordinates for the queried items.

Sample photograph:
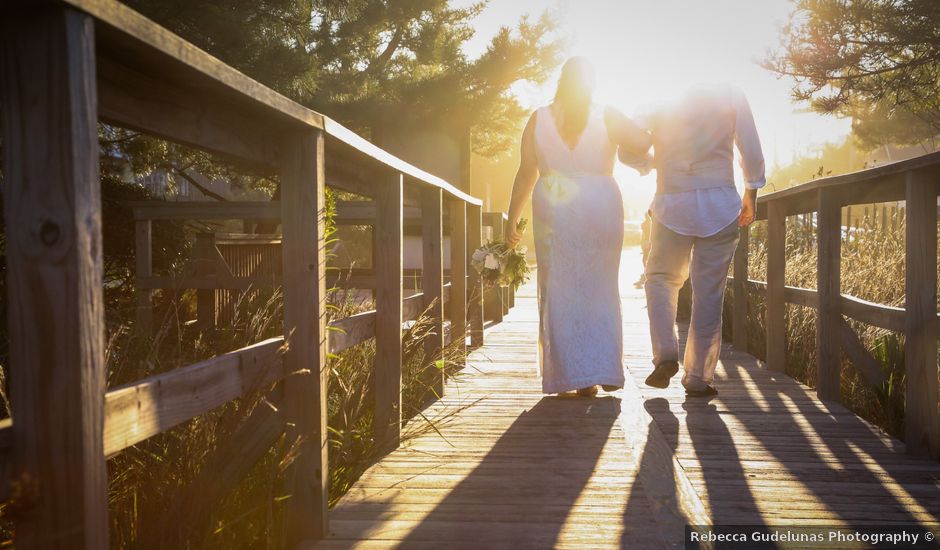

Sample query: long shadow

[622,397,686,548]
[682,397,764,526]
[386,395,621,547]
[695,353,937,528]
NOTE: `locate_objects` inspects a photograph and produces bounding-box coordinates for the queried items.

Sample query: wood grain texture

[104,337,284,456]
[0,7,109,547]
[313,256,940,549]
[421,186,445,398]
[449,201,468,357]
[816,188,842,401]
[904,168,939,458]
[732,278,910,332]
[732,227,749,350]
[280,129,329,542]
[374,172,404,451]
[837,318,887,388]
[97,54,281,169]
[765,201,787,372]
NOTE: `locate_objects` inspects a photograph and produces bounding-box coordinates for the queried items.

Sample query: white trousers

[644,220,739,384]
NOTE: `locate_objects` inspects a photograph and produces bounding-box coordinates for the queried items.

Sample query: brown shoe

[576,386,598,397]
[601,384,622,392]
[645,361,679,389]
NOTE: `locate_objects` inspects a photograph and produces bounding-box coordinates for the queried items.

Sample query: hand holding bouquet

[471,219,531,291]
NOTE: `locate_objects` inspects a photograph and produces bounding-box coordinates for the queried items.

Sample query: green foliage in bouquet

[471,219,532,291]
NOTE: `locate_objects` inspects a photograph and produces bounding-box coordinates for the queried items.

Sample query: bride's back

[533,103,617,177]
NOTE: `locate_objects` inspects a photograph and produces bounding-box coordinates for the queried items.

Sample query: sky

[458,0,853,217]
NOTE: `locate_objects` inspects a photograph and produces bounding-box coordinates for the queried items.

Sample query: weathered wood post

[422,186,446,398]
[374,172,404,451]
[817,188,842,401]
[904,168,939,458]
[765,201,787,371]
[279,129,328,542]
[136,219,154,335]
[450,201,468,357]
[732,226,749,351]
[0,6,110,546]
[467,204,484,347]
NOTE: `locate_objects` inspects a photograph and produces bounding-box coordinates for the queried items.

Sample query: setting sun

[463,0,853,218]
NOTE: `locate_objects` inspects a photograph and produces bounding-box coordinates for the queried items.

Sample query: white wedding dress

[531,104,626,393]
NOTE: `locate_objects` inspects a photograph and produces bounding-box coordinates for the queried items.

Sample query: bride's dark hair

[553,56,596,137]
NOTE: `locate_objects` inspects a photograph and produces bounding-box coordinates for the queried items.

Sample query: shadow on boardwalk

[314,264,940,549]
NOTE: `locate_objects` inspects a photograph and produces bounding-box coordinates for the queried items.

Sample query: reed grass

[726,209,913,439]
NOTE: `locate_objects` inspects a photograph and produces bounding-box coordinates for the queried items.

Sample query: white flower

[472,248,488,262]
[484,253,500,270]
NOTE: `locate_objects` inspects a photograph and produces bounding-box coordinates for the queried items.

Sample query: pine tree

[124,0,561,157]
[765,0,940,147]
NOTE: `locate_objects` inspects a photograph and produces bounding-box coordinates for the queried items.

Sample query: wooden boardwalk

[311,251,940,549]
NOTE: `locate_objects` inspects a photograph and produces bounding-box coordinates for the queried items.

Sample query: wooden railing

[0,0,506,546]
[730,151,940,459]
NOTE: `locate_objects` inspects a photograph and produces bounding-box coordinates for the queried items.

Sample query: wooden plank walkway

[309,249,940,549]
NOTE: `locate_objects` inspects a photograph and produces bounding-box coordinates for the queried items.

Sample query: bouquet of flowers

[471,219,531,291]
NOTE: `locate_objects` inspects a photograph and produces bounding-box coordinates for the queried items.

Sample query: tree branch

[164,164,229,202]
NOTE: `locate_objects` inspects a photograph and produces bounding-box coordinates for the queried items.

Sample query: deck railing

[731,151,940,459]
[0,0,508,546]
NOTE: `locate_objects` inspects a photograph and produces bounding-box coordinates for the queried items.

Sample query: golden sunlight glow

[463,0,853,218]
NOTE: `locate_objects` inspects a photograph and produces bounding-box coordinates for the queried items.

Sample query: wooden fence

[730,151,940,459]
[0,0,506,546]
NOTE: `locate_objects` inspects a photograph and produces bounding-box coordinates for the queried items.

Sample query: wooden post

[374,172,404,451]
[136,219,154,335]
[450,201,468,355]
[467,204,484,347]
[732,226,749,351]
[195,232,217,331]
[422,186,445,398]
[279,129,328,542]
[0,6,109,547]
[904,168,939,458]
[765,201,787,372]
[816,189,842,401]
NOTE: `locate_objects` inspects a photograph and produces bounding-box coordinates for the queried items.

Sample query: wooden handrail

[731,153,940,459]
[0,0,504,545]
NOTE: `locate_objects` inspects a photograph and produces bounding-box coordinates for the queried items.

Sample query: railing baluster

[904,168,939,458]
[732,226,749,351]
[766,201,787,371]
[422,186,445,398]
[374,172,404,451]
[467,204,485,347]
[279,129,328,542]
[450,201,468,357]
[817,188,842,401]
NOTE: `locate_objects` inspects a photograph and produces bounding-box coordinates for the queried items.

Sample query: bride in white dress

[506,57,652,396]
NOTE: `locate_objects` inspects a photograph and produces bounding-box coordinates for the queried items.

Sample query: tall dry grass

[727,208,912,438]
[103,285,469,548]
